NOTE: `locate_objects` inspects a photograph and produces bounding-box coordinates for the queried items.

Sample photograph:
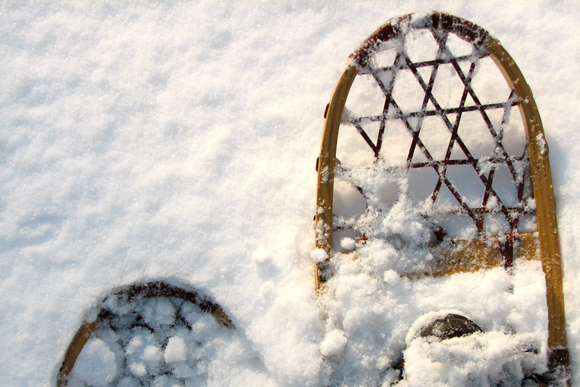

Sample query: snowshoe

[56,281,267,387]
[314,11,569,386]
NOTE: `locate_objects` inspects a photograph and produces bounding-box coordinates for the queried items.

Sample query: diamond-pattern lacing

[336,26,533,266]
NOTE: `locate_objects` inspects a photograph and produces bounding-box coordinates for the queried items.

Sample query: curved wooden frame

[56,281,234,387]
[314,11,568,382]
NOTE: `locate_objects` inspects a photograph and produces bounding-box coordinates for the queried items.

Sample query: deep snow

[1,1,579,386]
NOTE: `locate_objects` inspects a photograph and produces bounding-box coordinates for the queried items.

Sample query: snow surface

[1,1,580,386]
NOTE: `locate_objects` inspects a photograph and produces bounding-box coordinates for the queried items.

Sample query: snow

[311,248,329,263]
[73,338,117,386]
[320,329,348,358]
[401,331,541,386]
[1,1,579,386]
[164,336,187,363]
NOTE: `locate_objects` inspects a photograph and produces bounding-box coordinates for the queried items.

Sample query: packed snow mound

[395,311,543,387]
[400,331,541,387]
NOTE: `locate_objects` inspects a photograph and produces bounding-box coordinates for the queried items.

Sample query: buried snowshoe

[56,281,269,387]
[314,11,569,386]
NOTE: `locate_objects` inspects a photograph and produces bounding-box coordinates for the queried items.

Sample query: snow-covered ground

[1,1,579,386]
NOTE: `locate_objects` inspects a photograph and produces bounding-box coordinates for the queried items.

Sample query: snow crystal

[311,248,328,263]
[383,270,401,285]
[536,133,548,155]
[164,336,187,363]
[141,345,162,362]
[340,237,356,251]
[128,362,147,378]
[320,329,348,357]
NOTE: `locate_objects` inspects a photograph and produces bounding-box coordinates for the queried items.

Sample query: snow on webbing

[324,19,552,386]
[67,296,269,387]
[336,22,534,244]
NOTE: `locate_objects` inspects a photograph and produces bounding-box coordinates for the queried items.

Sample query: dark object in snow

[418,313,482,341]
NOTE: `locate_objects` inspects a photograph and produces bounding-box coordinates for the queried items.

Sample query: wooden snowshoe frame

[56,281,234,387]
[315,12,568,381]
